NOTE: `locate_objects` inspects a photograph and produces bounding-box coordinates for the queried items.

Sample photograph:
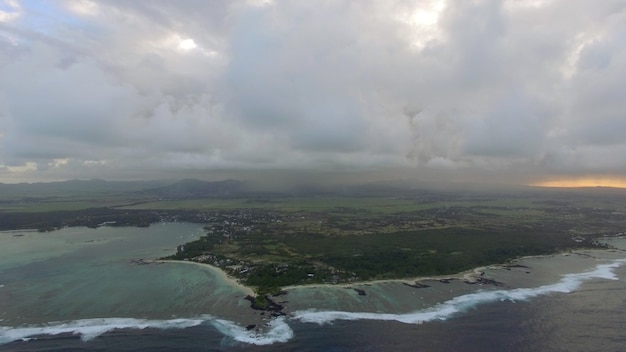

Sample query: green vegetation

[2,179,625,299]
[159,193,623,295]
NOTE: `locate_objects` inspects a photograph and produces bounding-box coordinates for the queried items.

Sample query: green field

[159,191,625,293]
[2,181,625,296]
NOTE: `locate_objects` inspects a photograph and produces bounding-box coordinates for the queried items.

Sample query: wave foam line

[293,259,626,325]
[0,316,210,345]
[211,317,294,346]
[0,315,294,346]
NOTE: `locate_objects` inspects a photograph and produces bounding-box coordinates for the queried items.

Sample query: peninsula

[2,179,624,309]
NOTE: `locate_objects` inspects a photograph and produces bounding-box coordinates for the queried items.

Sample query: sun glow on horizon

[530,177,626,189]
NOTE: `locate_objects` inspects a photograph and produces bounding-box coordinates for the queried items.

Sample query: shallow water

[0,224,252,326]
[2,227,626,350]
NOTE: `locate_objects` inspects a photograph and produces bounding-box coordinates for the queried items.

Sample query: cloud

[0,0,625,184]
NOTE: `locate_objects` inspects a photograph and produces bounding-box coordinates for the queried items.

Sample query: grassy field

[160,191,625,292]
[116,196,435,213]
[3,183,625,293]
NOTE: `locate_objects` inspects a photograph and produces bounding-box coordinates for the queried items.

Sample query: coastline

[159,243,626,296]
[281,248,618,292]
[155,241,626,318]
[152,259,255,296]
[280,245,626,316]
[4,241,626,346]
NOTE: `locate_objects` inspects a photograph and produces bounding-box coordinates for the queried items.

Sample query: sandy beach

[3,226,626,346]
[281,242,626,315]
[154,259,255,296]
[152,238,626,323]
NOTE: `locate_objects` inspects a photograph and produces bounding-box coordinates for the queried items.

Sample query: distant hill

[140,179,246,198]
[2,178,625,201]
[0,179,168,198]
[0,178,245,199]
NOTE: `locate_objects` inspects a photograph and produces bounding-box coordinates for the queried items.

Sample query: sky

[0,0,625,186]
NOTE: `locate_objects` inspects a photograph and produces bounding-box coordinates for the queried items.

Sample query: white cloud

[0,0,20,23]
[64,0,99,16]
[0,0,625,184]
[178,38,197,51]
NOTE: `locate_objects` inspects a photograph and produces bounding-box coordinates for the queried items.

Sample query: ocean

[1,224,625,351]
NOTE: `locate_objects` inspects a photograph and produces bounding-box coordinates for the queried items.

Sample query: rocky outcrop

[245,295,285,314]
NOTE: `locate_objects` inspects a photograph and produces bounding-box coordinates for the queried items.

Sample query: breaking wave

[0,315,294,346]
[293,259,626,325]
[211,317,294,346]
[0,316,208,345]
[2,259,624,346]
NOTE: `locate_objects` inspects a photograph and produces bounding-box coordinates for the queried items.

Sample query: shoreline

[281,248,615,292]
[154,242,626,299]
[4,242,626,343]
[148,238,626,323]
[279,245,626,316]
[149,259,256,296]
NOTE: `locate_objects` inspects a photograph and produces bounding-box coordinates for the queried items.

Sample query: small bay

[0,223,253,326]
[2,225,626,350]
